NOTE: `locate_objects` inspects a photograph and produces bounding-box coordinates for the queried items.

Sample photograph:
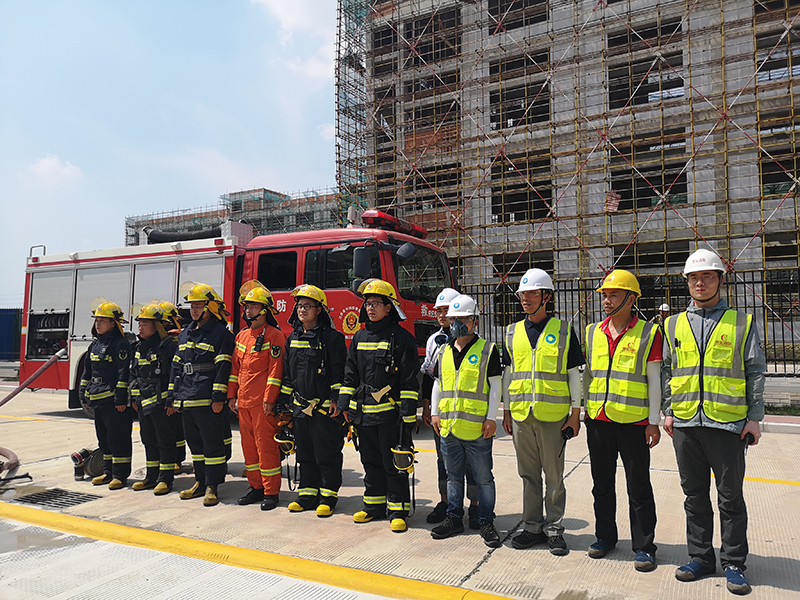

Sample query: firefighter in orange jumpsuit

[228,281,286,511]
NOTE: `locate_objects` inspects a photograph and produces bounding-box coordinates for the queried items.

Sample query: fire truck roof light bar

[361,210,427,240]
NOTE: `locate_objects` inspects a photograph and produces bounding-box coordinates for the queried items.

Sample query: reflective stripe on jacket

[665,309,751,423]
[585,320,654,423]
[228,324,286,409]
[506,318,571,422]
[130,334,177,415]
[438,337,494,440]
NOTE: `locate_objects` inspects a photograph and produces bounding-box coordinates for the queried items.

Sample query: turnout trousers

[182,405,228,487]
[139,408,179,484]
[357,421,410,520]
[585,417,657,554]
[294,414,345,507]
[238,405,282,495]
[94,403,135,482]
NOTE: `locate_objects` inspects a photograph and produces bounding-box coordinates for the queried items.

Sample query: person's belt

[183,363,216,374]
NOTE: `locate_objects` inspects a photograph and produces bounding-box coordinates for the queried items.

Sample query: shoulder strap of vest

[585,322,598,360]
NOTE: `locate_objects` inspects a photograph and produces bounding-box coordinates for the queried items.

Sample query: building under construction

[335,0,800,358]
[125,188,340,246]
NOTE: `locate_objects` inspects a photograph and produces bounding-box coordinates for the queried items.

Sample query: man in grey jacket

[662,249,766,596]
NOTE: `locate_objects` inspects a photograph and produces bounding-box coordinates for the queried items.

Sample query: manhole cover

[13,488,101,509]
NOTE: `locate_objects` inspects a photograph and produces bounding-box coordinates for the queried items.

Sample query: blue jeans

[441,434,496,524]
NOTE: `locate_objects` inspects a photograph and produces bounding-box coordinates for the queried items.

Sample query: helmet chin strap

[694,273,723,306]
[526,292,547,318]
[192,303,208,322]
[606,291,631,319]
[243,305,267,326]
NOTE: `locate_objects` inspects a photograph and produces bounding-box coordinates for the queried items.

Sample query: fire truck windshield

[394,244,449,303]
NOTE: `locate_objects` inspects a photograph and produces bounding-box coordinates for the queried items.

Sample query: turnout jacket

[169,317,234,410]
[228,324,286,409]
[79,330,131,407]
[130,334,177,416]
[337,317,420,426]
[279,323,347,418]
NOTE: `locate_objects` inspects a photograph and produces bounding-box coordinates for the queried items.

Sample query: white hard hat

[434,287,460,309]
[447,294,478,318]
[517,268,554,293]
[683,249,725,276]
[658,303,670,312]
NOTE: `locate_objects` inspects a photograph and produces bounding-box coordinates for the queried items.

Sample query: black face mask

[449,319,471,340]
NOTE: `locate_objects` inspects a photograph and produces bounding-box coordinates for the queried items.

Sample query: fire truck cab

[20,212,453,413]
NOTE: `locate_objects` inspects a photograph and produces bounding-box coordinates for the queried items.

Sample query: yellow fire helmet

[596,269,641,298]
[291,284,328,310]
[92,299,127,322]
[158,301,183,330]
[133,303,168,339]
[182,282,230,321]
[357,278,406,322]
[134,303,165,321]
[357,278,399,305]
[238,280,279,315]
[90,298,127,336]
[238,280,279,327]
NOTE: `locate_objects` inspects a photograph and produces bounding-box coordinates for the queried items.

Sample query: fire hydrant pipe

[0,347,68,409]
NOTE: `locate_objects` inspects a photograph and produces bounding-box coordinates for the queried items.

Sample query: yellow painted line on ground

[709,472,800,486]
[744,475,800,486]
[0,502,503,600]
[0,414,47,422]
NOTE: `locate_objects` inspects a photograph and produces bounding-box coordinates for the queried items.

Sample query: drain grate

[13,488,102,509]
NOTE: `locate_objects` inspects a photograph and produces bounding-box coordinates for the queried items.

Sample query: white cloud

[253,0,335,87]
[319,122,335,142]
[284,39,335,84]
[23,155,84,185]
[251,0,333,42]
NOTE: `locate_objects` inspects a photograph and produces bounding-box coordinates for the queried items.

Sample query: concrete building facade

[334,0,800,353]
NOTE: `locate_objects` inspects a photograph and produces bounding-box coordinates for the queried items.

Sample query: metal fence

[462,269,800,377]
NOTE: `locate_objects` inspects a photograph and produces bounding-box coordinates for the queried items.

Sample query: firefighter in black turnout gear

[79,300,134,490]
[279,284,347,517]
[169,283,234,507]
[129,303,179,495]
[338,279,420,533]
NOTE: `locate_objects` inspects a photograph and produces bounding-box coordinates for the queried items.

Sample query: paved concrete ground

[0,518,392,600]
[1,387,799,599]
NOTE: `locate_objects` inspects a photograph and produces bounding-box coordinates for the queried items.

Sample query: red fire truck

[20,212,454,413]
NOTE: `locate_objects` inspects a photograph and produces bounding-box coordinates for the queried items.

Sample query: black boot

[237,487,265,505]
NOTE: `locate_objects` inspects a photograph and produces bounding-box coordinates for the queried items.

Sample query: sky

[0,0,336,307]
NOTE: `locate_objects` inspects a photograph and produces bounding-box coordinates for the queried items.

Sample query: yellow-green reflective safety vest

[585,320,655,423]
[665,309,751,423]
[506,318,571,422]
[438,337,494,440]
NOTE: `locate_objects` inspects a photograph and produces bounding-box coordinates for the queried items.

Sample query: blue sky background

[0,0,336,307]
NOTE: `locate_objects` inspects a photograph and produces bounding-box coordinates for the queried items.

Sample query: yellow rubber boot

[132,479,156,491]
[153,482,172,496]
[108,478,126,490]
[353,510,374,523]
[203,485,219,507]
[288,501,306,512]
[179,481,203,500]
[390,518,407,533]
[316,504,333,518]
[91,474,111,486]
